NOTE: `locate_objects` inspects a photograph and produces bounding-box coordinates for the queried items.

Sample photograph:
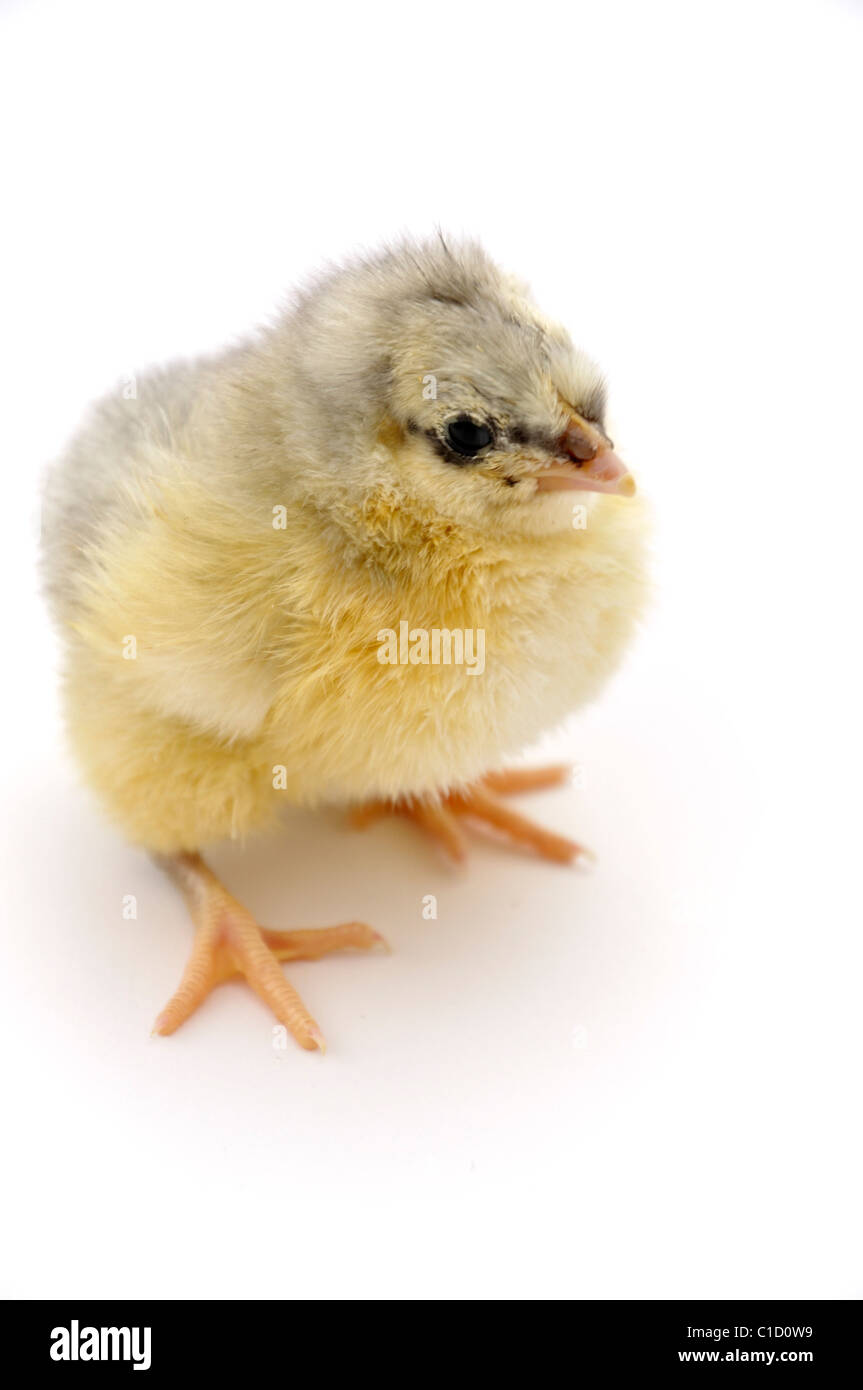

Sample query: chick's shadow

[205,804,451,949]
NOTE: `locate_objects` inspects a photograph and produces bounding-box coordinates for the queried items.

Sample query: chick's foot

[152,852,385,1050]
[350,764,591,866]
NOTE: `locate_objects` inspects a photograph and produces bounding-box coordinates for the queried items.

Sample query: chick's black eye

[445,416,493,458]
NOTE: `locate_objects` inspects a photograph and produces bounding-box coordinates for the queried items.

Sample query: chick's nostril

[561,422,599,463]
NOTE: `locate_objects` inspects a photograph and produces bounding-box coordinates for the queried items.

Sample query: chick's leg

[153,852,384,1050]
[351,764,591,866]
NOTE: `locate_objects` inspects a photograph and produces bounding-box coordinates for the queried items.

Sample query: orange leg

[152,852,385,1050]
[350,764,592,866]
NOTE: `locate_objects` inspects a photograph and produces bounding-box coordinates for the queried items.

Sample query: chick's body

[42,239,647,1046]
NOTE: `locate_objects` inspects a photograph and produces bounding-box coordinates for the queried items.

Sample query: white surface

[1,0,861,1300]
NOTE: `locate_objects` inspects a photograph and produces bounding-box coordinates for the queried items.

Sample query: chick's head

[278,237,634,539]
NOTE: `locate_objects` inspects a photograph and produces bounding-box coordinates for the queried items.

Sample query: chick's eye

[445,416,493,458]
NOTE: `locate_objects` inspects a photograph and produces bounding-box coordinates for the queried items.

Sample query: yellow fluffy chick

[42,236,647,1051]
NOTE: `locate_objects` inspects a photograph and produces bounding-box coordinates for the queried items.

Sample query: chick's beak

[534,414,636,497]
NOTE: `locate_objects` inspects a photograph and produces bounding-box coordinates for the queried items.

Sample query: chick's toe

[152,852,386,1050]
[350,765,589,867]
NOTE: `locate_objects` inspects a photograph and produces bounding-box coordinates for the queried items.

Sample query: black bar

[1,1300,858,1374]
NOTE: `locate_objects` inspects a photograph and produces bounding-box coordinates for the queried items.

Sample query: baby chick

[42,237,647,1051]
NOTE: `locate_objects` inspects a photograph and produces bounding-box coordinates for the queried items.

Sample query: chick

[42,237,646,1051]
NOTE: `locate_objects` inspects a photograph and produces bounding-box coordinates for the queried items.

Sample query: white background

[1,0,861,1299]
